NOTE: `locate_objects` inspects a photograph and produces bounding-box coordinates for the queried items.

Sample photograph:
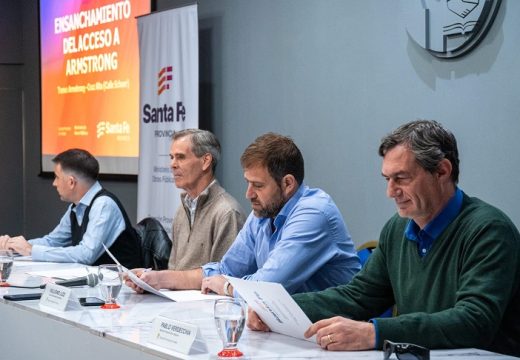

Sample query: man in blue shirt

[0,149,141,268]
[126,133,360,296]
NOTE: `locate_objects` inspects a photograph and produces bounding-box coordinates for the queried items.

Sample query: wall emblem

[401,0,502,59]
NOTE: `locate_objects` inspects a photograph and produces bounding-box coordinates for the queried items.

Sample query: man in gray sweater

[167,129,246,270]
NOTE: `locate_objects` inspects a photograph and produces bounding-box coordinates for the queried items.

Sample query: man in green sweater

[248,120,520,356]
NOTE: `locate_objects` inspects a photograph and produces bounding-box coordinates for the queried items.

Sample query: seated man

[248,120,520,357]
[126,133,360,295]
[0,149,142,269]
[168,129,246,270]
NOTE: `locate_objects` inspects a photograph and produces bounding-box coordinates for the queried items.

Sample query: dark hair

[240,133,304,185]
[378,120,460,183]
[52,148,99,183]
[173,129,221,173]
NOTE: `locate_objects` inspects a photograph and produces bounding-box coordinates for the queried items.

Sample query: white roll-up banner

[137,4,199,236]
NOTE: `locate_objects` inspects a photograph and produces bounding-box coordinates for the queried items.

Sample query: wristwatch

[223,281,231,296]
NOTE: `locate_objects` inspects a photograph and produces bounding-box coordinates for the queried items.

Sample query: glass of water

[98,264,122,309]
[0,250,14,287]
[214,298,246,358]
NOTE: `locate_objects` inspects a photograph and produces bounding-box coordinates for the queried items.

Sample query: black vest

[70,189,142,269]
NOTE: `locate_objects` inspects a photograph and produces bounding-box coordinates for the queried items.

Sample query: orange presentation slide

[40,0,150,173]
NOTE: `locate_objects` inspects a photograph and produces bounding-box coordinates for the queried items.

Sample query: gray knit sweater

[168,181,246,271]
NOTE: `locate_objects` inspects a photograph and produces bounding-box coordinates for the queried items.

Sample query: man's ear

[201,153,213,172]
[436,158,453,182]
[281,174,297,197]
[68,175,77,189]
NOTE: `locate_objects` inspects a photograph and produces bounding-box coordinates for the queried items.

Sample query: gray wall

[166,0,520,245]
[2,0,520,246]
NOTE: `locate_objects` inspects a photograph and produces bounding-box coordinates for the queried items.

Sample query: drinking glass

[214,298,246,358]
[0,250,14,287]
[98,264,122,309]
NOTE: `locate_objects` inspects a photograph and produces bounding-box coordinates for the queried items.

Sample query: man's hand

[201,275,229,295]
[246,308,271,332]
[7,236,32,256]
[124,268,202,294]
[123,268,161,294]
[0,235,10,250]
[304,316,375,351]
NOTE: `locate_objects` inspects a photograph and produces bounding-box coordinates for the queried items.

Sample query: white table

[0,260,516,360]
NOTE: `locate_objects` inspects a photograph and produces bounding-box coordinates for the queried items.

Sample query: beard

[253,188,286,218]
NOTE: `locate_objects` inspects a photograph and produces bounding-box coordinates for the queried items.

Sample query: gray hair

[378,120,460,183]
[173,129,221,173]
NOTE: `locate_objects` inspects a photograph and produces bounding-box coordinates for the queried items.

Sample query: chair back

[356,240,394,318]
[356,240,378,266]
[135,217,172,270]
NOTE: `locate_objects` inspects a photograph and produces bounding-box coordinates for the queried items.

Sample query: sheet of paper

[126,270,173,299]
[159,290,227,302]
[101,244,168,298]
[226,276,315,342]
[102,244,224,302]
[125,268,227,302]
[101,243,129,271]
[27,266,96,280]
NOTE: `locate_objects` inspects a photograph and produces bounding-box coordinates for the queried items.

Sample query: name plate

[149,316,206,354]
[39,284,71,311]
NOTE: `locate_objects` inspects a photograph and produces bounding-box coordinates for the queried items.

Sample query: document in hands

[225,276,315,342]
[102,244,226,302]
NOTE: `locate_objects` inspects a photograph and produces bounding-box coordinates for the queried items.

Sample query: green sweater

[293,195,520,356]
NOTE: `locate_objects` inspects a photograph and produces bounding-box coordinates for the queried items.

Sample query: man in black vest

[0,149,141,269]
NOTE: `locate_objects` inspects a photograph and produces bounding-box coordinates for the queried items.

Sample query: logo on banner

[401,0,502,58]
[142,65,186,125]
[96,121,131,139]
[158,66,173,95]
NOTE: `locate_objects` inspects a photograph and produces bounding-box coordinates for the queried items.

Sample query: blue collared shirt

[202,184,360,294]
[405,187,464,257]
[29,182,126,264]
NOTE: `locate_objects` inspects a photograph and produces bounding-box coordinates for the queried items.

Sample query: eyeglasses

[383,340,430,360]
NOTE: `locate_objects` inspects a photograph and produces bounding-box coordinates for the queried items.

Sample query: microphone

[40,273,99,289]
